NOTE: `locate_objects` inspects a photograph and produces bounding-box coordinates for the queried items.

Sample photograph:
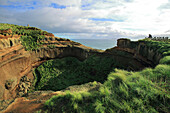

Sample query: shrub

[20,35,44,50]
[160,56,170,65]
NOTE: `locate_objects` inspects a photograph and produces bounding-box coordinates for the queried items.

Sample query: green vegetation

[43,66,170,113]
[160,56,170,65]
[38,39,170,113]
[0,23,48,36]
[47,45,56,49]
[20,35,45,50]
[1,23,169,112]
[0,23,53,51]
[34,56,126,91]
[140,39,170,55]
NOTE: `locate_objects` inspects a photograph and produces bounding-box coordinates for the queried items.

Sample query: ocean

[71,39,117,50]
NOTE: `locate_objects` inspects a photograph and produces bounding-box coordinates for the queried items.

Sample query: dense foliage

[34,56,126,91]
[20,35,45,50]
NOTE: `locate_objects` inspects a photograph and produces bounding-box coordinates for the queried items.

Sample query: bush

[160,56,170,65]
[20,35,44,50]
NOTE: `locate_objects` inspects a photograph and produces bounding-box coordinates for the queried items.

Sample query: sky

[0,0,170,39]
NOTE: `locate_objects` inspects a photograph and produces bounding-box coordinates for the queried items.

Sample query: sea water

[71,39,117,50]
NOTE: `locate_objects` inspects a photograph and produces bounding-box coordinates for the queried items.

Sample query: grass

[39,39,170,113]
[139,39,170,55]
[0,23,48,36]
[43,67,170,113]
[160,56,170,65]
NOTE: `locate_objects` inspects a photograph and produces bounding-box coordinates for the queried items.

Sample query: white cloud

[0,0,170,39]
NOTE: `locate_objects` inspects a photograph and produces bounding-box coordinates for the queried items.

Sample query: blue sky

[0,0,170,39]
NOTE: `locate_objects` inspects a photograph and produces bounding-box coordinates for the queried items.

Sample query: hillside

[0,23,169,113]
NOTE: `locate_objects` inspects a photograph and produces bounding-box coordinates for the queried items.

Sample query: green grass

[160,56,170,65]
[40,39,170,113]
[43,67,170,113]
[139,39,170,55]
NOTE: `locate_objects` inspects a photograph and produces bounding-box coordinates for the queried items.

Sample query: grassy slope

[40,40,170,113]
[0,23,48,35]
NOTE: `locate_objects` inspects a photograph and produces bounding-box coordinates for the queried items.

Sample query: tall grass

[160,56,170,65]
[43,66,170,113]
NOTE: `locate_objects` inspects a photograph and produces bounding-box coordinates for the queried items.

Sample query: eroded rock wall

[118,39,162,65]
[0,36,98,101]
[0,37,163,102]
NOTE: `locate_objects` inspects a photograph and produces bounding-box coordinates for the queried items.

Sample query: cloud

[0,0,170,39]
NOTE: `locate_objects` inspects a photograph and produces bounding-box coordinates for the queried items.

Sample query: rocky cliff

[0,24,165,112]
[105,38,162,68]
[0,37,163,103]
[0,34,100,106]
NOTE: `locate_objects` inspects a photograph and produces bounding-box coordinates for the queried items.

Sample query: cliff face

[0,36,164,103]
[0,35,99,102]
[117,39,162,65]
[105,39,162,68]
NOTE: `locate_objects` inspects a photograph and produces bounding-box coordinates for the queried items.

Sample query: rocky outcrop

[0,35,100,104]
[0,37,20,49]
[0,37,163,102]
[0,29,12,34]
[105,38,162,67]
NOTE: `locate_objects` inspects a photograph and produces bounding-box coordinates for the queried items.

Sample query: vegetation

[0,23,52,50]
[47,45,57,49]
[1,23,169,112]
[43,66,170,113]
[34,56,126,91]
[20,35,45,50]
[0,23,48,36]
[160,56,170,65]
[140,39,170,55]
[38,39,170,113]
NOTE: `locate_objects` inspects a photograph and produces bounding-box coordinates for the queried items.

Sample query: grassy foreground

[40,64,170,113]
